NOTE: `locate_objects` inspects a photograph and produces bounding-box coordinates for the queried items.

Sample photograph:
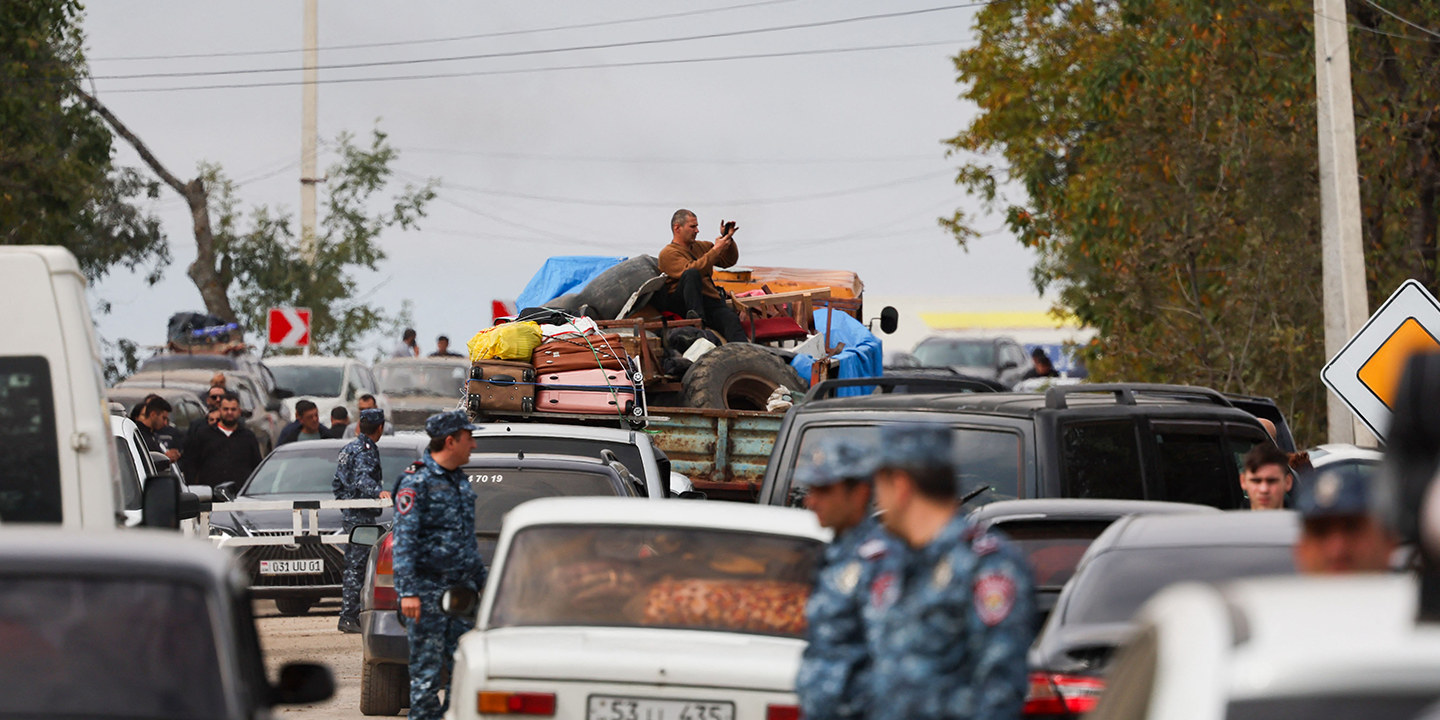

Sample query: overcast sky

[81,0,1038,359]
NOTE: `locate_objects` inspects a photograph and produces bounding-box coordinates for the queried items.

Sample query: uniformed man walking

[865,423,1034,720]
[332,408,392,634]
[392,410,487,720]
[794,437,900,720]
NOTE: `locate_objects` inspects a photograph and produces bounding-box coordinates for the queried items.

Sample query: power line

[88,0,809,62]
[1313,9,1433,42]
[1358,0,1440,40]
[398,147,940,165]
[89,3,992,81]
[90,40,962,94]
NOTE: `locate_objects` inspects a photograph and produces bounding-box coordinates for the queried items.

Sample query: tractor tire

[680,343,804,411]
[274,597,314,616]
[361,662,408,716]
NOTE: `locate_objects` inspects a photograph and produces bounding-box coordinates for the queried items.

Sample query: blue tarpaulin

[515,256,625,310]
[790,309,884,397]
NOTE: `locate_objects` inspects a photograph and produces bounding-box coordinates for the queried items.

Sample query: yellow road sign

[1322,280,1440,440]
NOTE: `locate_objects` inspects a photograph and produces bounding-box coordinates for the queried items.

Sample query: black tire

[361,662,408,716]
[274,597,314,616]
[681,343,804,411]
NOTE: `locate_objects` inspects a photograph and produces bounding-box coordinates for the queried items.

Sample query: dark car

[762,383,1276,511]
[1222,392,1297,452]
[968,499,1219,630]
[1024,511,1298,718]
[0,529,332,718]
[356,452,642,715]
[909,335,1032,388]
[206,436,428,615]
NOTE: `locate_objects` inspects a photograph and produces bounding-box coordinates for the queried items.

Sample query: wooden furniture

[730,288,831,344]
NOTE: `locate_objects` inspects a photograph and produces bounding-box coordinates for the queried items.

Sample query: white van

[0,247,122,529]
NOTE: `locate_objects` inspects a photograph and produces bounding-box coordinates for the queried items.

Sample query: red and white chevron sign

[267,307,312,347]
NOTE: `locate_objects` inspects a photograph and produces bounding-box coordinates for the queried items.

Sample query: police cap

[873,422,953,473]
[794,436,876,489]
[1299,470,1371,518]
[359,408,385,425]
[425,409,477,438]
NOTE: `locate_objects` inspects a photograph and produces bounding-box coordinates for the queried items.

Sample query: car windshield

[995,520,1112,588]
[1225,695,1440,720]
[490,525,823,638]
[269,365,346,398]
[471,437,649,484]
[791,424,1021,506]
[465,467,629,534]
[0,576,224,719]
[1065,545,1295,625]
[913,339,996,367]
[244,445,419,495]
[376,363,466,396]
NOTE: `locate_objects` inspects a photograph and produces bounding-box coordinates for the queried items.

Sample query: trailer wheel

[681,344,803,411]
[360,662,407,715]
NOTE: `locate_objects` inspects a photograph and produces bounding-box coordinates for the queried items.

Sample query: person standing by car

[392,328,421,358]
[392,410,487,720]
[135,395,182,463]
[1294,471,1397,574]
[329,406,350,436]
[278,399,334,446]
[865,423,1034,720]
[429,335,463,358]
[1241,444,1294,510]
[795,437,897,720]
[188,385,228,440]
[333,408,393,634]
[342,394,396,438]
[1021,348,1060,380]
[182,392,263,489]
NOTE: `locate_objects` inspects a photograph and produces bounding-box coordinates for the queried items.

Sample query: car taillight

[766,705,800,720]
[477,691,556,715]
[373,534,398,610]
[1024,672,1104,715]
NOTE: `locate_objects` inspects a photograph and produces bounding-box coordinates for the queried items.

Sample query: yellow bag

[468,321,543,362]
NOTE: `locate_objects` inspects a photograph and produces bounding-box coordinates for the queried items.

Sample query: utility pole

[300,0,319,264]
[1314,0,1374,446]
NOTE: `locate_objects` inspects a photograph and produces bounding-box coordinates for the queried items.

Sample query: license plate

[587,695,734,720]
[259,559,324,575]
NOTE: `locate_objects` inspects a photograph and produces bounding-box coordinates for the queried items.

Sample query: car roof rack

[803,376,999,403]
[1043,383,1234,410]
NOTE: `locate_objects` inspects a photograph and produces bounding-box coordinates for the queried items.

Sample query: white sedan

[446,497,831,720]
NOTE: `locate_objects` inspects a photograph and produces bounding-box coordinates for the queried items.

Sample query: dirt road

[257,599,382,719]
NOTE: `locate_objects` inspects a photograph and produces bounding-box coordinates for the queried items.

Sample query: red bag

[532,334,627,373]
[535,368,637,415]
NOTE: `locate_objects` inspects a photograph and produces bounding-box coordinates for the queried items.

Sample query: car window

[137,355,234,373]
[470,437,650,484]
[1153,422,1238,509]
[0,577,225,718]
[0,357,61,523]
[790,424,1022,505]
[1064,545,1295,625]
[269,365,346,398]
[490,525,823,637]
[993,520,1112,588]
[913,339,997,367]
[463,466,632,534]
[113,437,142,511]
[376,364,466,396]
[244,445,418,495]
[1001,344,1025,367]
[1062,421,1144,500]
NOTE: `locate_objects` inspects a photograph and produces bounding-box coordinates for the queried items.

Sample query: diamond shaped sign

[1322,280,1440,441]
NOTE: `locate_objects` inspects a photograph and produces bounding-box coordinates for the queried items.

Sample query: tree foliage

[0,0,167,282]
[948,0,1440,445]
[212,128,436,356]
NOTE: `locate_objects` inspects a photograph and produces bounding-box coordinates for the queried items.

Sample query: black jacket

[277,420,338,447]
[182,423,263,488]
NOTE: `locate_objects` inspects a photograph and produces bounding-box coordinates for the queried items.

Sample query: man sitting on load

[658,208,748,344]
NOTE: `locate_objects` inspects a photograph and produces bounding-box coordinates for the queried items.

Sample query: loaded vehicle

[118,369,287,454]
[760,382,1277,510]
[266,355,386,423]
[205,436,426,615]
[439,497,827,720]
[355,453,662,715]
[0,528,333,717]
[373,356,469,431]
[1025,511,1298,719]
[968,499,1218,630]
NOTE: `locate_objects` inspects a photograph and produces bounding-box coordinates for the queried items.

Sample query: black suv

[759,382,1275,510]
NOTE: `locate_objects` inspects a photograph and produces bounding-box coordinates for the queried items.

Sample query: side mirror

[349,525,384,547]
[273,388,295,399]
[677,490,707,500]
[241,409,254,419]
[1000,360,1018,370]
[188,484,214,504]
[879,306,899,335]
[441,584,480,619]
[267,400,282,412]
[271,662,335,705]
[148,451,173,474]
[141,474,181,528]
[214,482,237,502]
[178,491,201,521]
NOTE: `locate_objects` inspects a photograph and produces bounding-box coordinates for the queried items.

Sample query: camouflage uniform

[392,411,487,720]
[864,514,1034,720]
[332,409,386,626]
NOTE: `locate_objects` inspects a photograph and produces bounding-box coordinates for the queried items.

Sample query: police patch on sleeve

[396,488,416,515]
[974,568,1017,626]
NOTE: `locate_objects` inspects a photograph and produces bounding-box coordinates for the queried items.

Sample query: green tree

[0,0,168,282]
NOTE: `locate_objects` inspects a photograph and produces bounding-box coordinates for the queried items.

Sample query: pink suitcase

[536,368,638,415]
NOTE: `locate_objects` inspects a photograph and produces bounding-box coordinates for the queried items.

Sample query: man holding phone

[658,208,748,343]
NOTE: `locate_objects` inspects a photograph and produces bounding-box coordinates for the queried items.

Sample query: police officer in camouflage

[794,436,901,720]
[392,410,488,720]
[865,423,1035,720]
[333,408,392,634]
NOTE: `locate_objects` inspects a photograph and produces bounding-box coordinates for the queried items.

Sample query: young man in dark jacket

[182,392,263,489]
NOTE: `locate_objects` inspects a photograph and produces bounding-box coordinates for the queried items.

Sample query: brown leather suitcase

[467,359,536,414]
[532,334,628,373]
